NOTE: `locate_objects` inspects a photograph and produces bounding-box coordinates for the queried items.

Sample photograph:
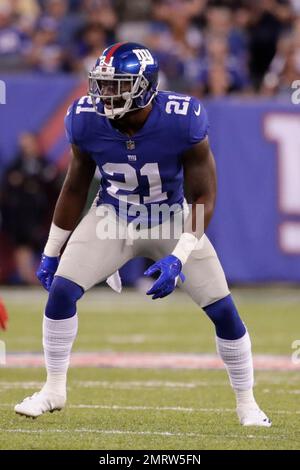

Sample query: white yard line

[0,380,226,390]
[0,379,297,390]
[0,427,292,441]
[74,380,209,389]
[0,403,299,415]
[0,382,44,389]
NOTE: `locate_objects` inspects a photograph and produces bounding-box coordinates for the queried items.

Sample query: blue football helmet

[88,42,159,119]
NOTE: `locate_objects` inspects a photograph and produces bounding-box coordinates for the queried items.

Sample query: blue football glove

[144,254,185,300]
[36,254,59,291]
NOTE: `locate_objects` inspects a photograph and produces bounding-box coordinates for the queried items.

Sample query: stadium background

[0,0,300,451]
[1,0,300,285]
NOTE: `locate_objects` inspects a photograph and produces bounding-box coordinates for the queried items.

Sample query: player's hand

[0,298,8,330]
[144,255,185,300]
[36,254,59,291]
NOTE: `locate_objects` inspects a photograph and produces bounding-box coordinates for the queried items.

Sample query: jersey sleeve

[64,97,90,151]
[188,98,209,145]
[64,101,77,145]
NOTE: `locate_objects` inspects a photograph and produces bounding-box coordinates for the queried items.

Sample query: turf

[0,287,299,450]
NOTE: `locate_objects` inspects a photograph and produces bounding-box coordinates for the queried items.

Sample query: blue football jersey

[65,91,209,221]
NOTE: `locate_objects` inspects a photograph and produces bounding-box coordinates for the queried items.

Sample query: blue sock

[203,294,246,340]
[45,276,84,320]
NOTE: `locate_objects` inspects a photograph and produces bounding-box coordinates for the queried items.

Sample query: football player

[15,42,271,427]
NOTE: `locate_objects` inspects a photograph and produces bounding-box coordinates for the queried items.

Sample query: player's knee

[203,294,246,340]
[45,276,84,320]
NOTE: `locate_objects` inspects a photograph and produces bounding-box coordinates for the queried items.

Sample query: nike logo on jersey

[194,104,201,116]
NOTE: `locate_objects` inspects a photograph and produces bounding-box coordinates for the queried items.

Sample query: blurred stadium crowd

[0,0,299,285]
[1,0,300,95]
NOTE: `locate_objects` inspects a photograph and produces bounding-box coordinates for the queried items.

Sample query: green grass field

[0,287,300,450]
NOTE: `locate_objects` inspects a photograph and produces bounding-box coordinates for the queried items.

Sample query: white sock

[235,388,256,408]
[42,314,78,397]
[216,331,257,409]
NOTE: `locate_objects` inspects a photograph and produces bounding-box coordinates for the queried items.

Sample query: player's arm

[145,131,216,299]
[172,136,217,262]
[52,144,96,230]
[36,144,96,291]
[144,138,217,300]
[183,136,216,231]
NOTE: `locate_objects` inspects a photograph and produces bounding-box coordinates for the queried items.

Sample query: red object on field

[0,297,8,330]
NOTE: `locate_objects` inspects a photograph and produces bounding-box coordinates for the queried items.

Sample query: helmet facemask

[88,64,151,119]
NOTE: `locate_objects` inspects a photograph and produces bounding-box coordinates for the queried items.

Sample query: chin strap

[104,95,133,119]
[104,105,127,119]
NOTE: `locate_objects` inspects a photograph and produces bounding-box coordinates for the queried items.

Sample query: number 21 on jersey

[102,162,167,205]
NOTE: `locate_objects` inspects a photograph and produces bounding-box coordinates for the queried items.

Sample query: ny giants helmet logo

[99,49,154,67]
[132,49,154,65]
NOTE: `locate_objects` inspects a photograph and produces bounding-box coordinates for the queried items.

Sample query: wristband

[172,232,199,265]
[44,223,72,257]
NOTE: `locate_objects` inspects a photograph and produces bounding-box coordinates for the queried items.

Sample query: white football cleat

[237,405,272,427]
[14,390,66,418]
